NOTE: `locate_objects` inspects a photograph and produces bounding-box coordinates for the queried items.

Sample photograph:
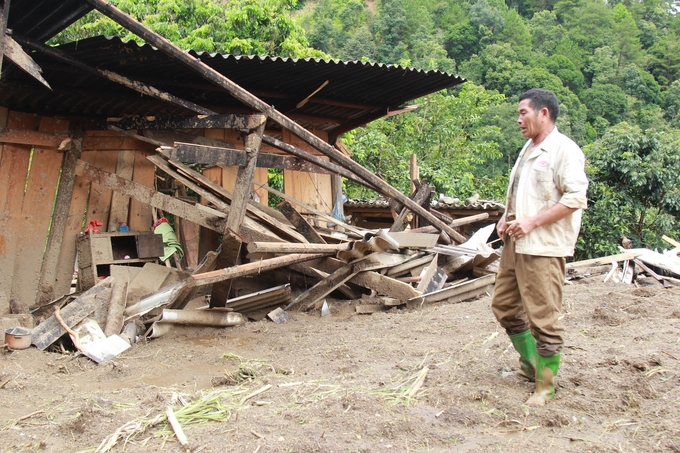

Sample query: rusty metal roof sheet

[0,36,465,134]
[345,199,505,211]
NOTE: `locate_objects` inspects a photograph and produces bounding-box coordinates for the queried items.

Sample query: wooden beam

[277,201,326,244]
[0,0,9,74]
[349,271,421,301]
[390,183,434,233]
[105,113,265,131]
[566,251,643,270]
[192,252,331,286]
[261,134,376,190]
[142,129,236,148]
[247,242,350,254]
[227,121,265,234]
[85,0,465,243]
[36,130,83,305]
[0,128,69,148]
[2,34,51,89]
[13,34,214,115]
[408,274,495,307]
[74,159,281,242]
[168,142,335,175]
[287,252,409,309]
[155,154,306,243]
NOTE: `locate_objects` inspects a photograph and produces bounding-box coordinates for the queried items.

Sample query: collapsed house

[1,0,504,357]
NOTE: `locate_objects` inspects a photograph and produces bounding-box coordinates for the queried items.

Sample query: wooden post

[389,183,434,233]
[211,119,265,306]
[225,119,266,234]
[277,201,326,244]
[261,135,377,190]
[83,0,467,243]
[410,153,418,196]
[36,130,84,305]
[0,0,11,75]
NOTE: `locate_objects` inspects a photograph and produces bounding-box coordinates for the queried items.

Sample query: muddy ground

[1,276,680,453]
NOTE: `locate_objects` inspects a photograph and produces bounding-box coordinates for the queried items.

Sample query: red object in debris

[83,219,103,234]
[153,217,168,230]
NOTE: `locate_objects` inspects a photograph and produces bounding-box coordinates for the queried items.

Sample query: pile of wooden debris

[18,136,502,363]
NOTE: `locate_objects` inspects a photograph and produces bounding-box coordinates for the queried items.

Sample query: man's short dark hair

[519,89,559,122]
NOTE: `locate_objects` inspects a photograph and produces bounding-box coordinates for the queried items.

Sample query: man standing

[493,88,588,406]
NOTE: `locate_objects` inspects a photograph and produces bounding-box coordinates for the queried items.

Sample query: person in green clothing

[492,89,588,405]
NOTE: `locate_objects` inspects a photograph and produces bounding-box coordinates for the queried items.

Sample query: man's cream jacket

[507,127,589,257]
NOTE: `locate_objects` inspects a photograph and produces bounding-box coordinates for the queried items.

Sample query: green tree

[344,84,505,198]
[53,0,327,58]
[341,28,379,61]
[579,123,680,257]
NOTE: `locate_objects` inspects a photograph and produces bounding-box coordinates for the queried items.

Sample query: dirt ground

[2,276,680,453]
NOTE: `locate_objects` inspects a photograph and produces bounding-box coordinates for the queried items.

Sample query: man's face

[517,99,546,141]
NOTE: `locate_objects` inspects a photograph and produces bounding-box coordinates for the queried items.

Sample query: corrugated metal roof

[7,0,93,42]
[0,35,465,133]
[345,199,505,211]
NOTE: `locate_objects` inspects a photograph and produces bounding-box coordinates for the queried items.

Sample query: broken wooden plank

[37,131,83,305]
[415,254,447,294]
[566,251,644,270]
[632,259,669,287]
[390,183,433,233]
[3,34,51,89]
[169,142,335,175]
[247,242,350,254]
[143,129,235,149]
[74,159,282,242]
[348,271,421,301]
[289,261,363,299]
[192,253,331,286]
[287,253,410,309]
[210,229,244,307]
[31,278,113,350]
[0,129,69,148]
[388,232,439,249]
[154,154,306,243]
[407,274,495,308]
[129,150,155,232]
[386,253,431,277]
[105,113,266,131]
[261,135,378,190]
[108,150,135,230]
[277,201,326,244]
[407,284,491,309]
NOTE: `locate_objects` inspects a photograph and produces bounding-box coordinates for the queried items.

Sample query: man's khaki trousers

[491,235,566,356]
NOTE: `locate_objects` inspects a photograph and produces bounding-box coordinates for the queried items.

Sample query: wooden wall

[0,109,155,313]
[0,109,337,313]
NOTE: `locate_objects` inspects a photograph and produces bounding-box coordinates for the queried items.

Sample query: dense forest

[55,0,680,259]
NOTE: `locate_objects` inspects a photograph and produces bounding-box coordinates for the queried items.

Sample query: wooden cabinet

[76,231,164,289]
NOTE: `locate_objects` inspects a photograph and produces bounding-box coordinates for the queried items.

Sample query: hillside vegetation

[56,0,680,258]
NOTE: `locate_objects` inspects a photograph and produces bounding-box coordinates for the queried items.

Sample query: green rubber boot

[509,330,538,381]
[526,352,560,406]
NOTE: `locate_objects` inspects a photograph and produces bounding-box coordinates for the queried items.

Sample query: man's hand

[496,214,508,236]
[505,217,537,241]
[504,203,578,241]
